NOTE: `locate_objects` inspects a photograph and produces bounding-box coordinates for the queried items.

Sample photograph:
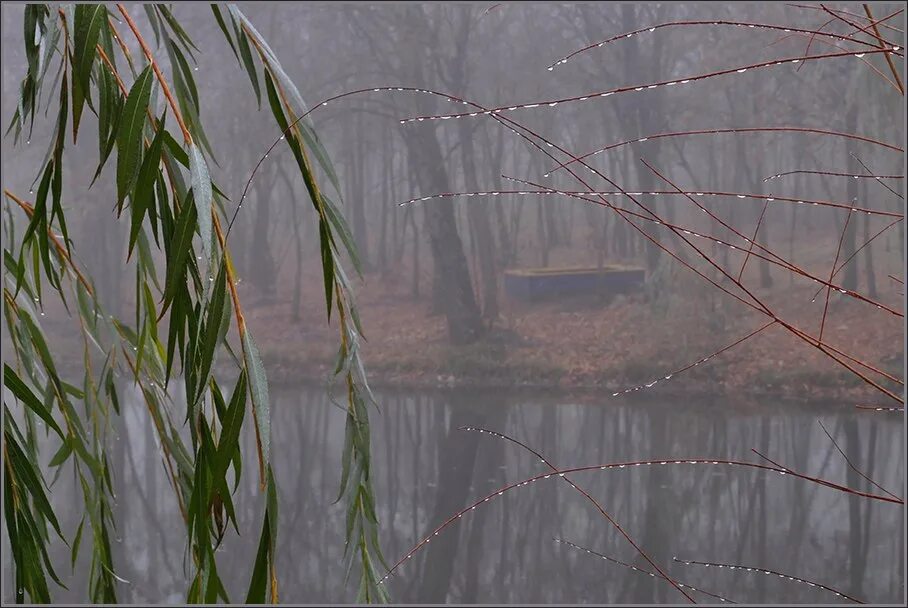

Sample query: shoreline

[259,349,899,408]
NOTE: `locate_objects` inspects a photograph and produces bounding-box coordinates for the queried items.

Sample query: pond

[12,386,905,604]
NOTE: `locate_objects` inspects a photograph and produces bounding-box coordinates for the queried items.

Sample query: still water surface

[12,386,906,604]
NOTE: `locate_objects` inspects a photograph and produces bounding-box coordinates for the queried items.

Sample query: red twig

[612,321,778,396]
[738,199,770,282]
[406,188,902,219]
[819,197,856,341]
[545,127,902,177]
[817,420,902,501]
[809,218,903,302]
[764,169,904,182]
[788,4,904,34]
[555,539,736,603]
[855,404,904,412]
[401,49,900,123]
[672,557,865,603]
[546,19,891,71]
[849,152,905,200]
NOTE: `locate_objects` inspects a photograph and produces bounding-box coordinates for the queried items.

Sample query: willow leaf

[242,331,270,473]
[235,28,261,108]
[116,65,154,205]
[163,192,197,313]
[129,113,167,258]
[211,4,239,62]
[72,4,105,141]
[188,143,212,264]
[73,5,104,91]
[3,364,65,440]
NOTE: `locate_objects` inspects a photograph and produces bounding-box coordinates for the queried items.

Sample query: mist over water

[8,387,902,604]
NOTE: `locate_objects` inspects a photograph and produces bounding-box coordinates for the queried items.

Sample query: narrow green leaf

[188,143,212,264]
[70,517,84,569]
[162,192,197,313]
[211,4,239,62]
[319,218,335,319]
[72,4,105,141]
[245,511,270,603]
[128,113,167,257]
[235,29,261,107]
[242,331,270,471]
[4,364,65,440]
[116,65,154,204]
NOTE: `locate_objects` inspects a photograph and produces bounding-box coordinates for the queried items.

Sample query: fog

[1,2,904,604]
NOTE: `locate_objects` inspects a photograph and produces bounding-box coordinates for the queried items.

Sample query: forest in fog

[0,2,904,605]
[2,3,904,395]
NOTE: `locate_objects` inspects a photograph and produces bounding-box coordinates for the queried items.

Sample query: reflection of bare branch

[121,422,180,584]
[460,426,694,602]
[382,456,901,588]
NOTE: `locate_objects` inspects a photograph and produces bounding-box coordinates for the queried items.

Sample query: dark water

[10,386,906,604]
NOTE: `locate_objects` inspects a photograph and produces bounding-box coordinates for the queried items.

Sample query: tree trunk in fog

[842,85,860,292]
[861,181,878,298]
[249,167,277,299]
[621,4,669,274]
[349,111,371,270]
[745,95,773,289]
[402,123,484,344]
[451,8,498,325]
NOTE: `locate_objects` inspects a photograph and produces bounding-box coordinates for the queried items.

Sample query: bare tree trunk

[402,124,483,342]
[842,102,860,291]
[459,121,499,324]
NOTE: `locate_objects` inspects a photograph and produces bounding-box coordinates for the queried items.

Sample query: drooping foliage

[2,3,385,603]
